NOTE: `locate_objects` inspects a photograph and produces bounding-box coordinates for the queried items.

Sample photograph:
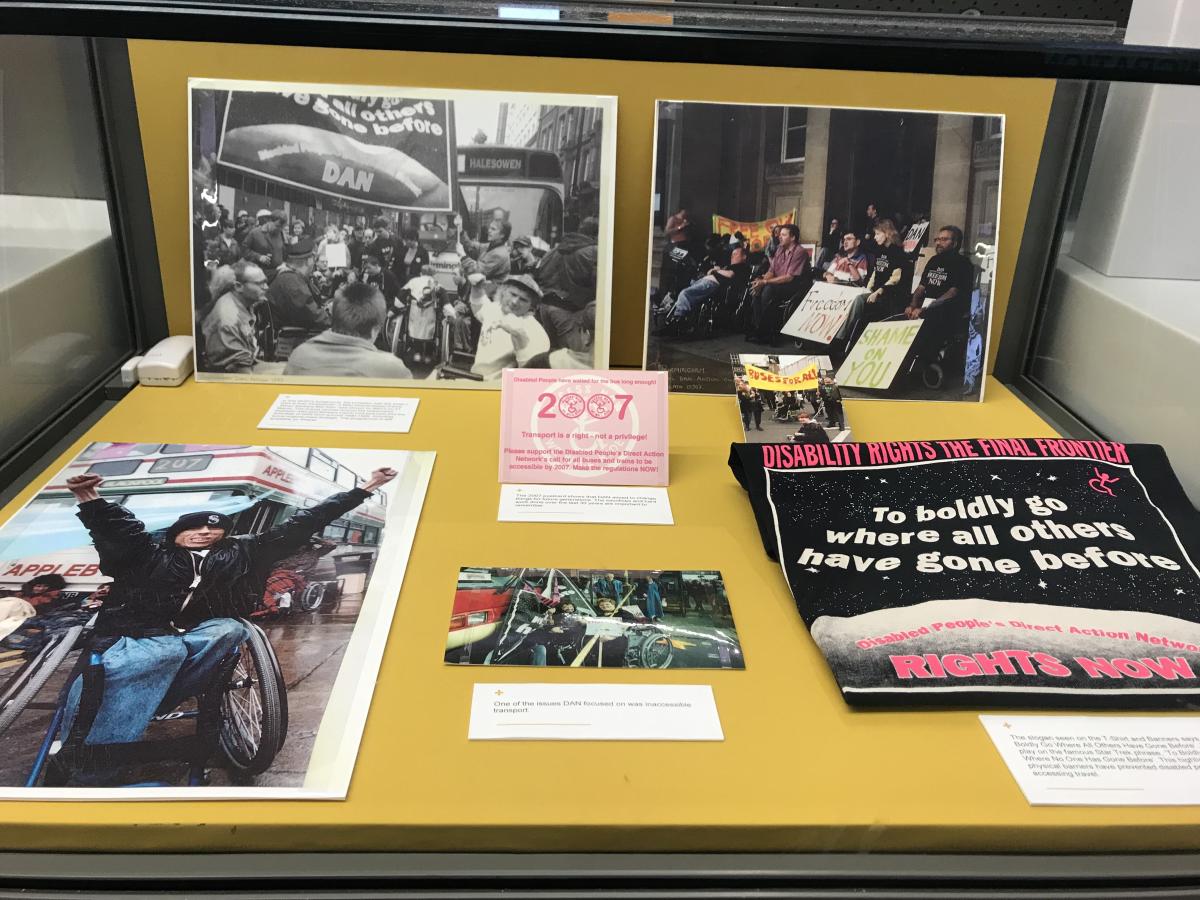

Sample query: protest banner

[780,282,863,345]
[743,362,819,392]
[836,320,924,389]
[711,210,795,253]
[218,89,456,210]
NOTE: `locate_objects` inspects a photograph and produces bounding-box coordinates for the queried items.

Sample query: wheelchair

[255,299,326,364]
[384,286,443,370]
[0,616,286,787]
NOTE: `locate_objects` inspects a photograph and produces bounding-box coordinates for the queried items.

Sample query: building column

[929,115,973,237]
[798,108,830,243]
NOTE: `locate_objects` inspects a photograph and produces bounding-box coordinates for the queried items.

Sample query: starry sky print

[767,456,1200,625]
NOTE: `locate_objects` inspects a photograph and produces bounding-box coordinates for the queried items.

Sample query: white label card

[469,684,723,741]
[981,715,1200,806]
[497,484,673,525]
[258,394,419,433]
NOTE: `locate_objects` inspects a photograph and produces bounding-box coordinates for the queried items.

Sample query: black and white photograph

[731,354,851,444]
[0,442,434,798]
[190,79,616,386]
[446,568,744,670]
[645,100,1003,400]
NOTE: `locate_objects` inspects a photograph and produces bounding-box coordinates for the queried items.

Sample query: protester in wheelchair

[58,467,397,747]
[283,282,412,380]
[657,244,751,334]
[903,225,974,374]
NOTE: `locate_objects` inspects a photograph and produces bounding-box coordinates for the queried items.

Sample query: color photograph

[0,442,434,798]
[645,100,1003,400]
[445,568,743,670]
[190,78,616,386]
[731,354,850,444]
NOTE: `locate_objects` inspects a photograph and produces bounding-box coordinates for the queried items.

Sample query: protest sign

[780,282,863,345]
[218,89,455,210]
[711,210,795,253]
[836,319,923,390]
[742,362,819,392]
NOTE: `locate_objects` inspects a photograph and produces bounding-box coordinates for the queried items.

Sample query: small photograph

[445,568,744,670]
[0,441,434,798]
[190,78,615,386]
[731,354,850,444]
[645,100,1003,400]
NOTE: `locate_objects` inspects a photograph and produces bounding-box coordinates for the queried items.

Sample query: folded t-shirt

[729,438,1200,708]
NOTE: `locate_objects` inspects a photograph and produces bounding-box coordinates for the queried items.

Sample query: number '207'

[537,393,633,419]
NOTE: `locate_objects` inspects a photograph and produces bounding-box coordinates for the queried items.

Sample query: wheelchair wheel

[298,581,326,613]
[0,625,83,736]
[638,631,674,670]
[219,623,287,775]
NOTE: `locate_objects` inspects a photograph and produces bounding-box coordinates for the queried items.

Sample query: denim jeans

[669,277,720,321]
[63,618,251,745]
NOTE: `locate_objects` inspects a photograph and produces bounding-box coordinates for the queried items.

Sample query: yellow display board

[0,378,1198,853]
[127,39,1055,369]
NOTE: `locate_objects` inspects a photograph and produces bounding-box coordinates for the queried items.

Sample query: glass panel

[0,37,135,465]
[1027,78,1200,505]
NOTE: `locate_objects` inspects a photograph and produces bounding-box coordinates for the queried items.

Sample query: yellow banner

[743,362,819,391]
[712,210,795,254]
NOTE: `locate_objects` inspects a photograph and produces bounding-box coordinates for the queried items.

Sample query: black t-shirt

[714,261,750,291]
[728,439,1200,709]
[870,244,914,312]
[918,251,974,311]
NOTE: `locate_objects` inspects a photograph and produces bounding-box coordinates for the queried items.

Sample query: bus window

[335,466,357,490]
[78,443,160,461]
[0,497,83,562]
[347,528,363,545]
[460,185,563,245]
[159,444,245,455]
[86,460,143,477]
[308,449,337,482]
[323,524,348,542]
[363,526,380,545]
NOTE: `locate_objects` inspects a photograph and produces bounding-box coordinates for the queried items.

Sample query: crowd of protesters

[651,202,978,381]
[192,200,600,380]
[733,365,845,442]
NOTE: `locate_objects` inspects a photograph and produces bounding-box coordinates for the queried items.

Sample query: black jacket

[77,488,371,639]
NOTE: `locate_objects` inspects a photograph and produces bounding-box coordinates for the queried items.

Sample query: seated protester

[284,282,412,380]
[529,599,586,666]
[362,252,401,309]
[823,230,870,287]
[789,410,830,444]
[904,225,975,367]
[401,274,440,366]
[660,244,751,329]
[535,217,599,354]
[0,574,69,648]
[863,218,914,319]
[267,238,330,332]
[464,274,550,379]
[576,595,639,668]
[202,260,267,374]
[748,223,811,344]
[58,467,396,752]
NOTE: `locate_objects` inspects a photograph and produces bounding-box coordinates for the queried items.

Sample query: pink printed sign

[499,370,668,485]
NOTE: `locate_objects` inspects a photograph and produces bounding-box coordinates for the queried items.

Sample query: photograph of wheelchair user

[644,100,1003,400]
[0,442,434,797]
[190,78,616,386]
[445,568,743,670]
[731,354,850,444]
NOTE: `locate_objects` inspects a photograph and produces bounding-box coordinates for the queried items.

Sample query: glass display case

[1,1,1198,895]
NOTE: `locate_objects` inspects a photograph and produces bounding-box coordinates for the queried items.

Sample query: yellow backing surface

[1,378,1198,853]
[128,39,1055,370]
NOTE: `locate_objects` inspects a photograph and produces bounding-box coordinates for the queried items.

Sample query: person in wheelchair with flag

[48,467,397,784]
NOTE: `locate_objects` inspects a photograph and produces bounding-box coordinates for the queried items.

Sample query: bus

[0,443,390,599]
[419,145,564,254]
